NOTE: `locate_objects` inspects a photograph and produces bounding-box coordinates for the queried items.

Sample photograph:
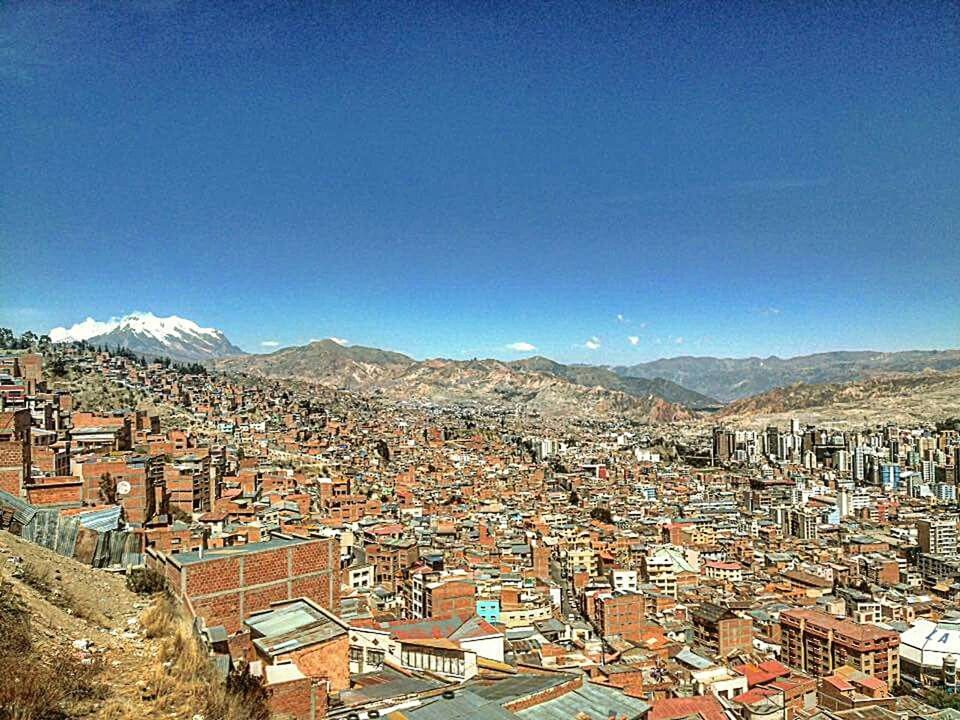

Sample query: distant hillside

[615,349,960,402]
[215,339,414,390]
[716,368,960,426]
[508,356,719,408]
[215,341,696,422]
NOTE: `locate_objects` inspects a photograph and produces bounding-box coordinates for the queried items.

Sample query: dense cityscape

[1,330,959,720]
[4,3,958,719]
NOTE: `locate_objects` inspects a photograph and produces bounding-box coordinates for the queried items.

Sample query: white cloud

[584,336,601,350]
[639,322,648,329]
[506,342,536,352]
[260,340,280,347]
[675,336,684,344]
[329,337,350,346]
[49,316,121,343]
[628,336,640,346]
[616,313,626,323]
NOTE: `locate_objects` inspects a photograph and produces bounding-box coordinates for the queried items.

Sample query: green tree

[48,357,68,378]
[99,473,117,505]
[924,687,960,710]
[590,507,613,524]
[0,328,13,349]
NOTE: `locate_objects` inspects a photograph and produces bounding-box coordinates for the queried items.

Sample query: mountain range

[47,312,960,422]
[49,313,246,362]
[614,350,960,402]
[213,340,696,422]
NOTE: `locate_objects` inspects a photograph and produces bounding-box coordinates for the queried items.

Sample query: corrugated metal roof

[0,489,37,525]
[399,690,517,720]
[674,647,715,670]
[515,682,651,720]
[247,600,347,656]
[469,674,567,702]
[78,506,123,532]
[339,668,444,704]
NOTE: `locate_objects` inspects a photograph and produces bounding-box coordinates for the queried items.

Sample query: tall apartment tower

[918,518,958,556]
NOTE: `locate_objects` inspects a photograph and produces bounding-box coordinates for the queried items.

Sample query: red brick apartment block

[71,412,132,451]
[267,675,327,720]
[18,353,42,394]
[429,579,476,619]
[0,409,31,497]
[77,454,162,526]
[24,476,83,506]
[147,535,341,634]
[596,591,647,642]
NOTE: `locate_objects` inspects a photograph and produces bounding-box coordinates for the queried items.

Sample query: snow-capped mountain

[49,312,246,362]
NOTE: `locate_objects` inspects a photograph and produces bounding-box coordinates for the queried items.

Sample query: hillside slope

[508,356,719,408]
[0,530,159,718]
[216,341,697,421]
[616,349,960,402]
[716,368,960,426]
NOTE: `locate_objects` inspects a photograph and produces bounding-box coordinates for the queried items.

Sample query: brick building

[78,454,164,525]
[780,608,900,686]
[244,598,350,692]
[691,603,753,657]
[147,534,340,634]
[0,409,31,496]
[71,412,132,451]
[595,591,647,642]
[24,475,83,506]
[427,579,476,619]
[165,452,211,515]
[366,539,419,590]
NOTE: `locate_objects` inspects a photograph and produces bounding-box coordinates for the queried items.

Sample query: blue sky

[2,1,958,363]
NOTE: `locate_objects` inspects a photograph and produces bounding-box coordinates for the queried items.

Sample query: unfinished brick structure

[147,534,341,634]
[0,409,31,497]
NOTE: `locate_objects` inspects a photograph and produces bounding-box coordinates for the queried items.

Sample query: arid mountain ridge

[49,314,960,422]
[716,367,960,426]
[614,349,960,402]
[213,340,699,422]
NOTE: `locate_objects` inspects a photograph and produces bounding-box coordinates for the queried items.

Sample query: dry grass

[99,594,269,720]
[0,580,106,720]
[13,560,106,626]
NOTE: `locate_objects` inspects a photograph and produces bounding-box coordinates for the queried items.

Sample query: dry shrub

[138,595,270,720]
[0,580,32,656]
[140,592,178,638]
[0,583,105,720]
[126,567,167,595]
[0,654,104,720]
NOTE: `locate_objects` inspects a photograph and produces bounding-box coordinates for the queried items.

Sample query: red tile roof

[649,695,726,720]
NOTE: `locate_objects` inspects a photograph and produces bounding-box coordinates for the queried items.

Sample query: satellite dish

[116,480,132,496]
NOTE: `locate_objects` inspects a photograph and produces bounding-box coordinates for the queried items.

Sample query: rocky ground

[0,530,271,720]
[0,530,169,719]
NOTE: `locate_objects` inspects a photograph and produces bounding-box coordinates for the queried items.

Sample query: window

[367,649,384,668]
[350,646,364,664]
